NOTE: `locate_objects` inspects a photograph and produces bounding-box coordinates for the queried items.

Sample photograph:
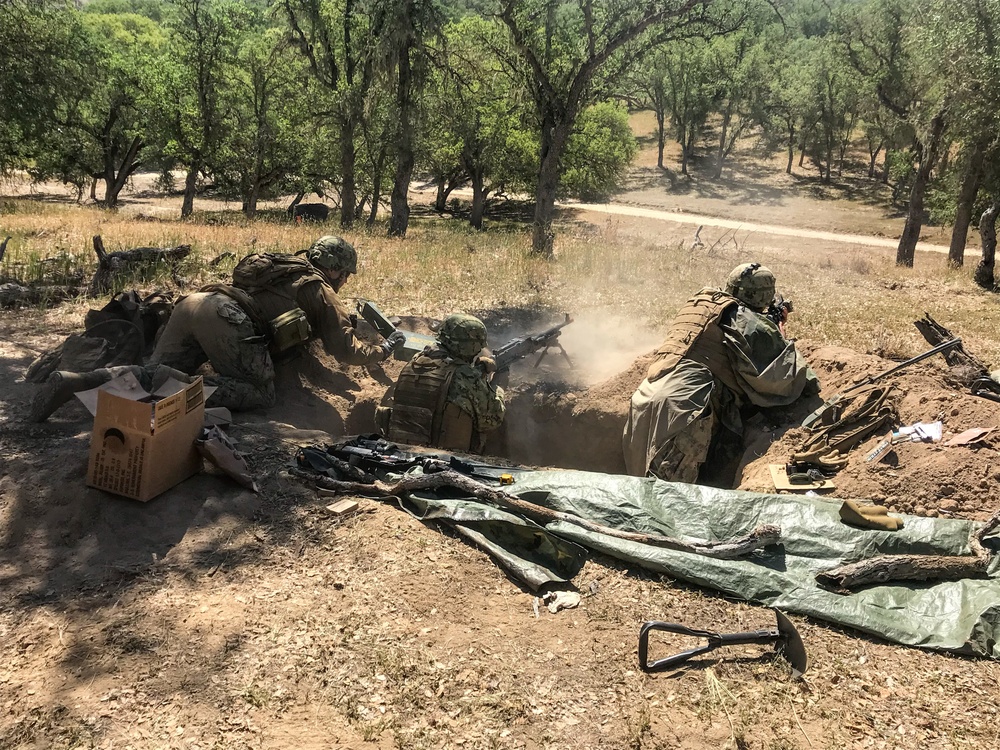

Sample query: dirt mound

[738,345,1000,521]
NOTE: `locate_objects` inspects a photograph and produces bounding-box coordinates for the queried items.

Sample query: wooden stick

[294,467,780,560]
[817,508,1000,591]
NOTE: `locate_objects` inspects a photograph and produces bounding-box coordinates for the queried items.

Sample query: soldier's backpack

[231,253,320,353]
[25,290,175,383]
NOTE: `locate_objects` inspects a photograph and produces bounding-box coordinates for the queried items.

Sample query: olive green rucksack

[231,254,320,353]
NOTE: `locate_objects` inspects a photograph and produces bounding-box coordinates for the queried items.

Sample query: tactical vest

[646,289,741,393]
[231,253,328,352]
[387,349,475,451]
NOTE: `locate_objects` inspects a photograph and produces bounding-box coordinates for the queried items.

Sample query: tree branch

[292,467,781,560]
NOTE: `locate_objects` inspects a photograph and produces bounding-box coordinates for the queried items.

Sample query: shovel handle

[715,629,782,647]
[638,621,719,672]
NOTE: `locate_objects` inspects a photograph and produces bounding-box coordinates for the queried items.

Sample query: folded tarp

[394,468,999,657]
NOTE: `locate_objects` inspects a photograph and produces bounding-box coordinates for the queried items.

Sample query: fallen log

[817,508,1000,591]
[292,466,781,559]
[89,234,191,296]
[0,283,82,308]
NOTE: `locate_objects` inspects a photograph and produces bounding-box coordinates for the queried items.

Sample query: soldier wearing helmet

[29,236,395,420]
[377,313,506,453]
[623,263,818,487]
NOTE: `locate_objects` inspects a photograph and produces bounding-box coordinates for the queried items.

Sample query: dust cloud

[556,309,662,387]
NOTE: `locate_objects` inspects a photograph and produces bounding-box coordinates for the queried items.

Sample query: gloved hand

[474,347,497,376]
[380,331,405,358]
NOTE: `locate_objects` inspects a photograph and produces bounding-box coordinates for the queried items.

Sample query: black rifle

[299,437,520,485]
[765,294,793,328]
[491,314,573,373]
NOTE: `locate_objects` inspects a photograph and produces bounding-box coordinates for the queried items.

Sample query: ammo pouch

[270,308,311,354]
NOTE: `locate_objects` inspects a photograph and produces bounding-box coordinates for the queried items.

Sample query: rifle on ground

[297,437,520,485]
[802,338,963,429]
[491,314,573,373]
[356,299,437,361]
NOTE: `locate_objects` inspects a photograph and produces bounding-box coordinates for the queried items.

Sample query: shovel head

[775,610,808,677]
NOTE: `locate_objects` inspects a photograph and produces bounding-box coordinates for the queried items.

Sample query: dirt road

[562,199,952,255]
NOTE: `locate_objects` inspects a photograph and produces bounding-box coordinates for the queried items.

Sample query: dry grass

[5,199,1000,371]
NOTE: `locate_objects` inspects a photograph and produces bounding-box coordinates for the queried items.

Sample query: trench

[483,378,629,475]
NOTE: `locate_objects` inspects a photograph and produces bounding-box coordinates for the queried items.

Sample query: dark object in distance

[290,203,330,222]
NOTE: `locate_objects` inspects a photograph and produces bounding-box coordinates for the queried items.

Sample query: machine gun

[298,437,519,485]
[490,314,573,373]
[356,299,437,361]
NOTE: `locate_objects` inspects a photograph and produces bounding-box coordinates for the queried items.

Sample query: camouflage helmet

[438,313,488,361]
[725,262,776,311]
[305,235,357,274]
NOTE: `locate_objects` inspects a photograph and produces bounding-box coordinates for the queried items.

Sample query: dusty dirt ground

[4,120,1000,749]
[5,298,1000,750]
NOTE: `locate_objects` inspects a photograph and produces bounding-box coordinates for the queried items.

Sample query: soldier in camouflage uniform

[29,236,394,420]
[623,263,819,487]
[376,314,506,453]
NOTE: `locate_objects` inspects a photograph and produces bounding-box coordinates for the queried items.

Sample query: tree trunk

[245,186,259,219]
[896,112,946,267]
[367,167,383,227]
[103,136,143,209]
[824,130,834,184]
[974,200,1000,290]
[288,191,305,216]
[868,142,883,179]
[470,170,486,230]
[949,143,985,268]
[530,121,570,256]
[434,181,446,212]
[655,109,665,169]
[785,122,795,175]
[339,115,357,228]
[181,162,200,218]
[388,30,414,238]
[89,178,99,202]
[680,121,694,177]
[714,106,731,180]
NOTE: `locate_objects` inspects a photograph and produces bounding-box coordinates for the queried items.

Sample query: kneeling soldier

[377,314,505,453]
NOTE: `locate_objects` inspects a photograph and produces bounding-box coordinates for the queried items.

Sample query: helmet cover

[438,314,488,361]
[305,235,357,274]
[725,262,776,310]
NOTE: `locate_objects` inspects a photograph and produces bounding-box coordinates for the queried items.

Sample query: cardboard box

[84,373,205,502]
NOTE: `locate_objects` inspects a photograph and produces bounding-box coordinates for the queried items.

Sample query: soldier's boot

[147,364,194,389]
[28,369,116,422]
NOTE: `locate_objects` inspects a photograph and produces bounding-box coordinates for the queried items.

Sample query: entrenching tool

[638,609,808,676]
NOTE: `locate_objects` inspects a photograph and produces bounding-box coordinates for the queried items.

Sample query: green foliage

[84,0,169,22]
[559,103,637,201]
[212,30,312,213]
[25,10,166,200]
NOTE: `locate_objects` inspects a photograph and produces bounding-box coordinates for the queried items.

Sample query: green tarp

[397,468,1000,657]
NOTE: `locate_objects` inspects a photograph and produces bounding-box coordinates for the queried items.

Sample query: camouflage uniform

[379,314,506,452]
[150,236,385,410]
[148,292,276,410]
[623,263,819,486]
[28,236,389,420]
